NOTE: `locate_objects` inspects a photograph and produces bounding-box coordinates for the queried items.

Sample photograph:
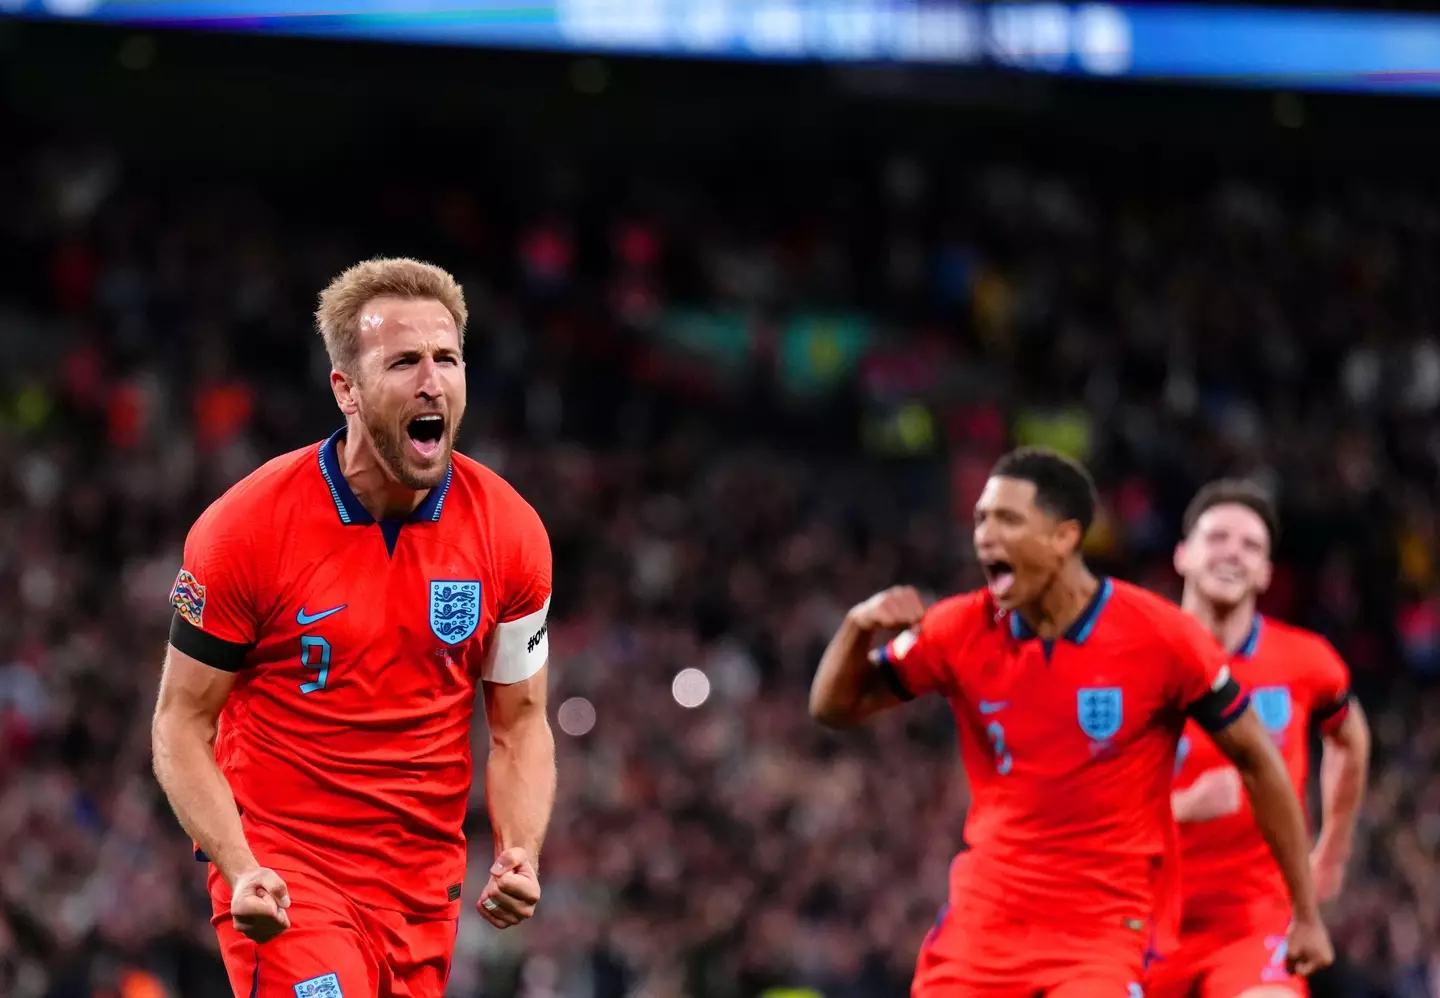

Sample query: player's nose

[973,534,1004,559]
[972,519,1000,547]
[414,357,445,399]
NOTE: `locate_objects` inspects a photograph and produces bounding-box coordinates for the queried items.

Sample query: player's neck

[339,428,427,520]
[1019,563,1098,640]
[1182,589,1257,655]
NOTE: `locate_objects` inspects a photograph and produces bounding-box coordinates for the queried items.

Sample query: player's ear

[1255,558,1273,594]
[331,368,360,415]
[1172,541,1188,577]
[1053,519,1082,558]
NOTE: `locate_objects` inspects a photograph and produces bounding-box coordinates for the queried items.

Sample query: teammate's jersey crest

[294,972,343,998]
[1251,685,1292,732]
[1077,686,1123,741]
[169,569,207,628]
[429,580,481,644]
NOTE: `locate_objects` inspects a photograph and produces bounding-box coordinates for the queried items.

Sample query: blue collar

[317,427,453,526]
[1009,577,1114,645]
[1233,615,1262,659]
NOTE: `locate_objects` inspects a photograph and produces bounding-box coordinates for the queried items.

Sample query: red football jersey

[1173,615,1351,935]
[167,429,552,918]
[876,578,1245,945]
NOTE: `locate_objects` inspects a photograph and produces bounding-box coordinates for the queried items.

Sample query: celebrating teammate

[810,448,1332,998]
[1147,481,1370,998]
[152,258,556,998]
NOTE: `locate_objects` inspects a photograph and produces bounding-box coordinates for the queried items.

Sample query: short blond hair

[315,257,468,373]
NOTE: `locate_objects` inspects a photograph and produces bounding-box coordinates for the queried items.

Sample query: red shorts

[912,898,1151,998]
[1147,926,1306,998]
[209,865,457,998]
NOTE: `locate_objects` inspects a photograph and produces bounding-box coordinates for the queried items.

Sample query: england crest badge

[1252,685,1293,733]
[293,972,343,998]
[430,580,481,645]
[1077,686,1124,741]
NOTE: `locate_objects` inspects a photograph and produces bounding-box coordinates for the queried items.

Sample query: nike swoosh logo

[296,605,347,626]
[978,700,1009,715]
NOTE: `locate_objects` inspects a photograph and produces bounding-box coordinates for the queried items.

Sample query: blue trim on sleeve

[875,656,916,702]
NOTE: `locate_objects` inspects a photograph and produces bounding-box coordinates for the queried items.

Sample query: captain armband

[483,597,551,684]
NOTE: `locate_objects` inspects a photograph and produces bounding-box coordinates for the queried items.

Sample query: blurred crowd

[0,127,1437,998]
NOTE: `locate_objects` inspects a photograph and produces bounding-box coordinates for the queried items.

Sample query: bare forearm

[152,719,256,887]
[1317,712,1369,855]
[1212,711,1320,919]
[1171,786,1199,823]
[810,614,890,727]
[1172,767,1243,824]
[486,715,556,861]
[1240,759,1319,919]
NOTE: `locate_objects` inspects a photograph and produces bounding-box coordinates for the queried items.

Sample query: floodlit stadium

[0,3,1437,997]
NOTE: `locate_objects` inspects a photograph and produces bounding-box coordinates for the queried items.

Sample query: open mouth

[981,560,1017,600]
[406,414,445,459]
[1208,565,1244,584]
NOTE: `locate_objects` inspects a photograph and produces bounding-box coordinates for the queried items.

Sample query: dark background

[0,13,1436,998]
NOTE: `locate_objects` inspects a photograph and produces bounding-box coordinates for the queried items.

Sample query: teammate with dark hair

[810,448,1332,998]
[1148,480,1370,998]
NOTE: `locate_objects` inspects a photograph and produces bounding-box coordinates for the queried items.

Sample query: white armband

[483,597,550,684]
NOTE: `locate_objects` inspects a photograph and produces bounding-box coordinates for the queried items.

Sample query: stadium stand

[0,44,1436,998]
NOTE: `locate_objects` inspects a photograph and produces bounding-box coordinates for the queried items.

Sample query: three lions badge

[1252,685,1293,736]
[1077,686,1124,742]
[294,973,342,998]
[429,580,481,645]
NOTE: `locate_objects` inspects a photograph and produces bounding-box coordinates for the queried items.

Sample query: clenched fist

[1285,914,1335,977]
[230,867,291,943]
[478,847,541,929]
[848,586,927,633]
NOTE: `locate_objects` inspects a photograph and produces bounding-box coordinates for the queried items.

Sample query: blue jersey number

[986,721,1014,775]
[1127,984,1145,998]
[299,635,332,694]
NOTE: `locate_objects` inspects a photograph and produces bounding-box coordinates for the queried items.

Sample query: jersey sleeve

[167,504,263,672]
[1168,610,1248,733]
[872,597,970,700]
[480,499,553,685]
[1307,636,1353,735]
